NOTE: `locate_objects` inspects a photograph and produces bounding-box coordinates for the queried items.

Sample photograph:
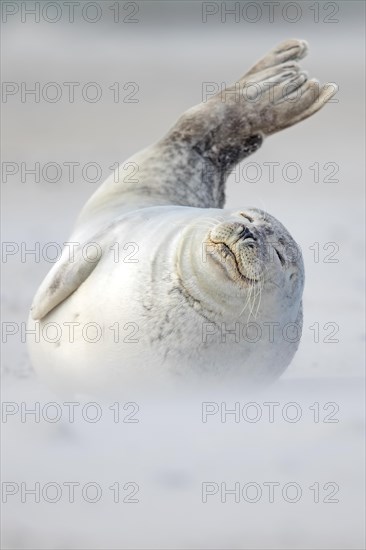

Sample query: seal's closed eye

[274,247,286,267]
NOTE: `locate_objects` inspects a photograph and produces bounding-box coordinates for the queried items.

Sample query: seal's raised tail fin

[243,39,309,78]
[75,39,338,223]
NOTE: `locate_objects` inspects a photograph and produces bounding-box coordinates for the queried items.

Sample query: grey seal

[27,40,337,394]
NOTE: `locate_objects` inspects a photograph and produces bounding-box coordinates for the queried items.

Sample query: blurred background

[1,1,365,548]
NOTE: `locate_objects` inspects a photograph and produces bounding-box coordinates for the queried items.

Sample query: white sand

[1,2,365,548]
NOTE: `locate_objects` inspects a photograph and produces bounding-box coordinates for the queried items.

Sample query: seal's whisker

[248,282,259,322]
[253,277,264,319]
[239,281,253,318]
[246,280,256,323]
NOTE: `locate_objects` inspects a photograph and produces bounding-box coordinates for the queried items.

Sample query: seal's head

[206,208,303,291]
[180,207,304,323]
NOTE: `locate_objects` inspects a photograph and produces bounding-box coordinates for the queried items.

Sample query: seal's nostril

[240,227,256,241]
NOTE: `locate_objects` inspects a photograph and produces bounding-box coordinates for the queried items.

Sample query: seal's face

[204,208,304,301]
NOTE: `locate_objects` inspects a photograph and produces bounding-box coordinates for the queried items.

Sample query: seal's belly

[27,206,302,396]
[27,262,298,396]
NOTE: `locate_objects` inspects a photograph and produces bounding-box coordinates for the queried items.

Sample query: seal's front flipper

[30,240,103,321]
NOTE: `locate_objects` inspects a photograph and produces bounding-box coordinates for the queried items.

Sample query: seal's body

[28,40,336,394]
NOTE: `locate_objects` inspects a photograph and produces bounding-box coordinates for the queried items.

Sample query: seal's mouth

[206,239,259,285]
